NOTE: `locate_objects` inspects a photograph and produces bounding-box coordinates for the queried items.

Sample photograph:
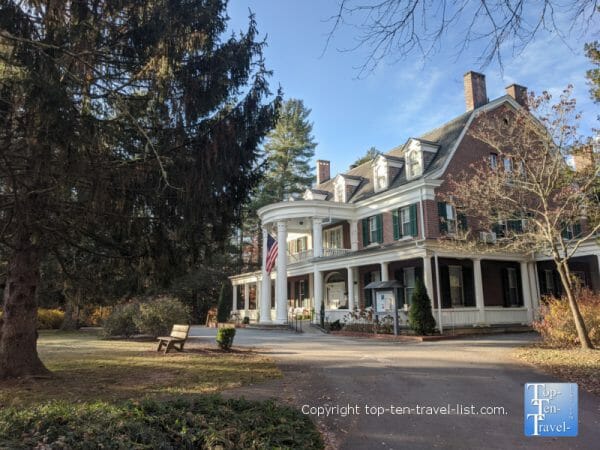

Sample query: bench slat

[172,325,190,332]
[170,331,188,339]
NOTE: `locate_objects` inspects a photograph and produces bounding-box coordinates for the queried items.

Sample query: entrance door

[326,282,347,310]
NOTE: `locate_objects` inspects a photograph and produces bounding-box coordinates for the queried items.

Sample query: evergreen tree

[585,41,600,102]
[216,282,233,323]
[408,278,436,335]
[0,1,279,378]
[353,146,380,166]
[260,98,317,204]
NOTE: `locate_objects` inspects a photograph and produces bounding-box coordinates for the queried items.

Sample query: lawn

[514,346,600,396]
[0,329,281,406]
[0,330,324,449]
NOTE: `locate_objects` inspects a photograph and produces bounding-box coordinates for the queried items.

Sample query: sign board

[376,290,395,314]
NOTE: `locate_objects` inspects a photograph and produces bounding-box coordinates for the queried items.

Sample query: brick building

[230,71,600,330]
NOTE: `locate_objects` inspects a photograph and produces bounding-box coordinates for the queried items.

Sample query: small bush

[408,278,436,335]
[0,397,324,450]
[81,306,112,327]
[37,308,64,330]
[216,327,236,350]
[328,319,342,331]
[533,289,600,348]
[134,296,190,338]
[103,303,139,338]
[217,282,233,323]
[242,316,250,325]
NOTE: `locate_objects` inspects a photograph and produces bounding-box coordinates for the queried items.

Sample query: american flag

[265,234,278,273]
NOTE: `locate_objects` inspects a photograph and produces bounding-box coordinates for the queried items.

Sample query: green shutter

[410,203,418,237]
[573,221,582,238]
[376,214,383,243]
[392,209,400,240]
[458,212,467,231]
[362,218,370,246]
[438,202,448,233]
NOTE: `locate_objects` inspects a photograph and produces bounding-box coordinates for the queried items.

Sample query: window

[404,267,416,305]
[374,163,387,191]
[363,215,383,245]
[393,204,418,239]
[503,157,513,173]
[400,207,412,236]
[248,284,257,309]
[324,226,343,249]
[505,268,520,306]
[438,202,459,234]
[334,181,344,202]
[562,222,582,240]
[288,236,308,254]
[489,153,498,169]
[407,150,422,178]
[449,265,464,306]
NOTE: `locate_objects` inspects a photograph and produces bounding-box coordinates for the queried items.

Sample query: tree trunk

[555,261,594,350]
[0,234,49,378]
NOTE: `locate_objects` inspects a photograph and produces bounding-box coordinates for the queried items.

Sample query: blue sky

[228,1,598,177]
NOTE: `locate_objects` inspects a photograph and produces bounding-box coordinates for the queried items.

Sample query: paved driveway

[190,326,599,450]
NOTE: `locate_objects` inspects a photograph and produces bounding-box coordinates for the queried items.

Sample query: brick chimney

[316,160,330,185]
[505,84,528,108]
[464,71,488,111]
[573,145,595,171]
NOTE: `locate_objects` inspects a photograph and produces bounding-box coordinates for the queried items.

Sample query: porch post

[244,283,250,313]
[275,221,288,323]
[232,283,238,312]
[260,227,272,323]
[312,218,323,258]
[347,267,355,311]
[350,220,359,251]
[520,261,534,324]
[528,262,540,311]
[314,269,323,323]
[422,256,435,310]
[380,262,389,282]
[473,258,486,325]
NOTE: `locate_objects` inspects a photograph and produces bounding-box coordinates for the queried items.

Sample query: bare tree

[327,0,599,76]
[445,87,599,349]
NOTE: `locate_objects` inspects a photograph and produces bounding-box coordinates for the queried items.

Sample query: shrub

[102,303,139,338]
[242,316,250,325]
[408,278,436,335]
[217,282,233,323]
[36,308,65,330]
[134,296,191,338]
[81,306,112,327]
[327,319,342,331]
[533,289,600,348]
[0,397,324,450]
[216,327,236,350]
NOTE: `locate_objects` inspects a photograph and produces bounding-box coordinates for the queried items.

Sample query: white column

[232,283,238,312]
[528,262,540,312]
[347,267,355,311]
[521,261,534,324]
[380,262,389,282]
[308,272,314,311]
[422,256,435,310]
[244,283,250,312]
[312,218,323,257]
[350,220,359,251]
[473,258,486,325]
[275,221,288,323]
[260,227,272,323]
[314,269,323,323]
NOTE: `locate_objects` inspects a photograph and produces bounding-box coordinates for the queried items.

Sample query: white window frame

[445,204,457,234]
[503,157,513,173]
[489,153,498,169]
[369,216,378,244]
[404,267,416,305]
[334,181,345,202]
[324,226,343,249]
[375,163,388,192]
[407,150,422,179]
[400,206,412,237]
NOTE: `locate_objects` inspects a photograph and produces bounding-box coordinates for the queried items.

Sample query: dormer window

[334,178,345,202]
[372,155,402,192]
[407,149,422,179]
[374,161,388,192]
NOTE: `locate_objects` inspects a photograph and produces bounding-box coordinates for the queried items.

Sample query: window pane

[449,266,464,306]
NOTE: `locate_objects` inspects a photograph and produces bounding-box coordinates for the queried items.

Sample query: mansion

[230,71,600,331]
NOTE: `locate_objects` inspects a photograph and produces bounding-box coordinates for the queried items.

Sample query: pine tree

[0,1,279,378]
[585,41,600,102]
[353,146,380,166]
[408,278,436,335]
[216,282,232,323]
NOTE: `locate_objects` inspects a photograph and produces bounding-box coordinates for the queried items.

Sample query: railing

[322,248,352,258]
[287,249,313,263]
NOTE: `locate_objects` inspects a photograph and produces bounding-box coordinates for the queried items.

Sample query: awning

[364,280,403,289]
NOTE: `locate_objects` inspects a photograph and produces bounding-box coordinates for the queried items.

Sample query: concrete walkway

[189,326,600,450]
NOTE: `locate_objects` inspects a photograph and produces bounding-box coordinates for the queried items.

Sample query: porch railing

[287,249,313,263]
[322,248,352,258]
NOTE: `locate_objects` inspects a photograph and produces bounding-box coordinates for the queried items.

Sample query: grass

[0,329,282,406]
[514,346,600,396]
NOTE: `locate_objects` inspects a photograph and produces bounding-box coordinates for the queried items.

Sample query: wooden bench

[157,324,190,354]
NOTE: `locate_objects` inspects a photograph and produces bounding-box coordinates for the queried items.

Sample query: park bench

[156,324,190,354]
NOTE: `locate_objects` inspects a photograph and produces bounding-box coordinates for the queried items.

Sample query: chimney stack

[573,145,595,172]
[316,160,330,185]
[464,71,488,111]
[505,84,528,108]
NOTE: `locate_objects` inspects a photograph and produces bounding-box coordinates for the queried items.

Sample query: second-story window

[324,226,343,249]
[489,153,498,169]
[393,204,418,239]
[503,157,513,173]
[362,215,383,246]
